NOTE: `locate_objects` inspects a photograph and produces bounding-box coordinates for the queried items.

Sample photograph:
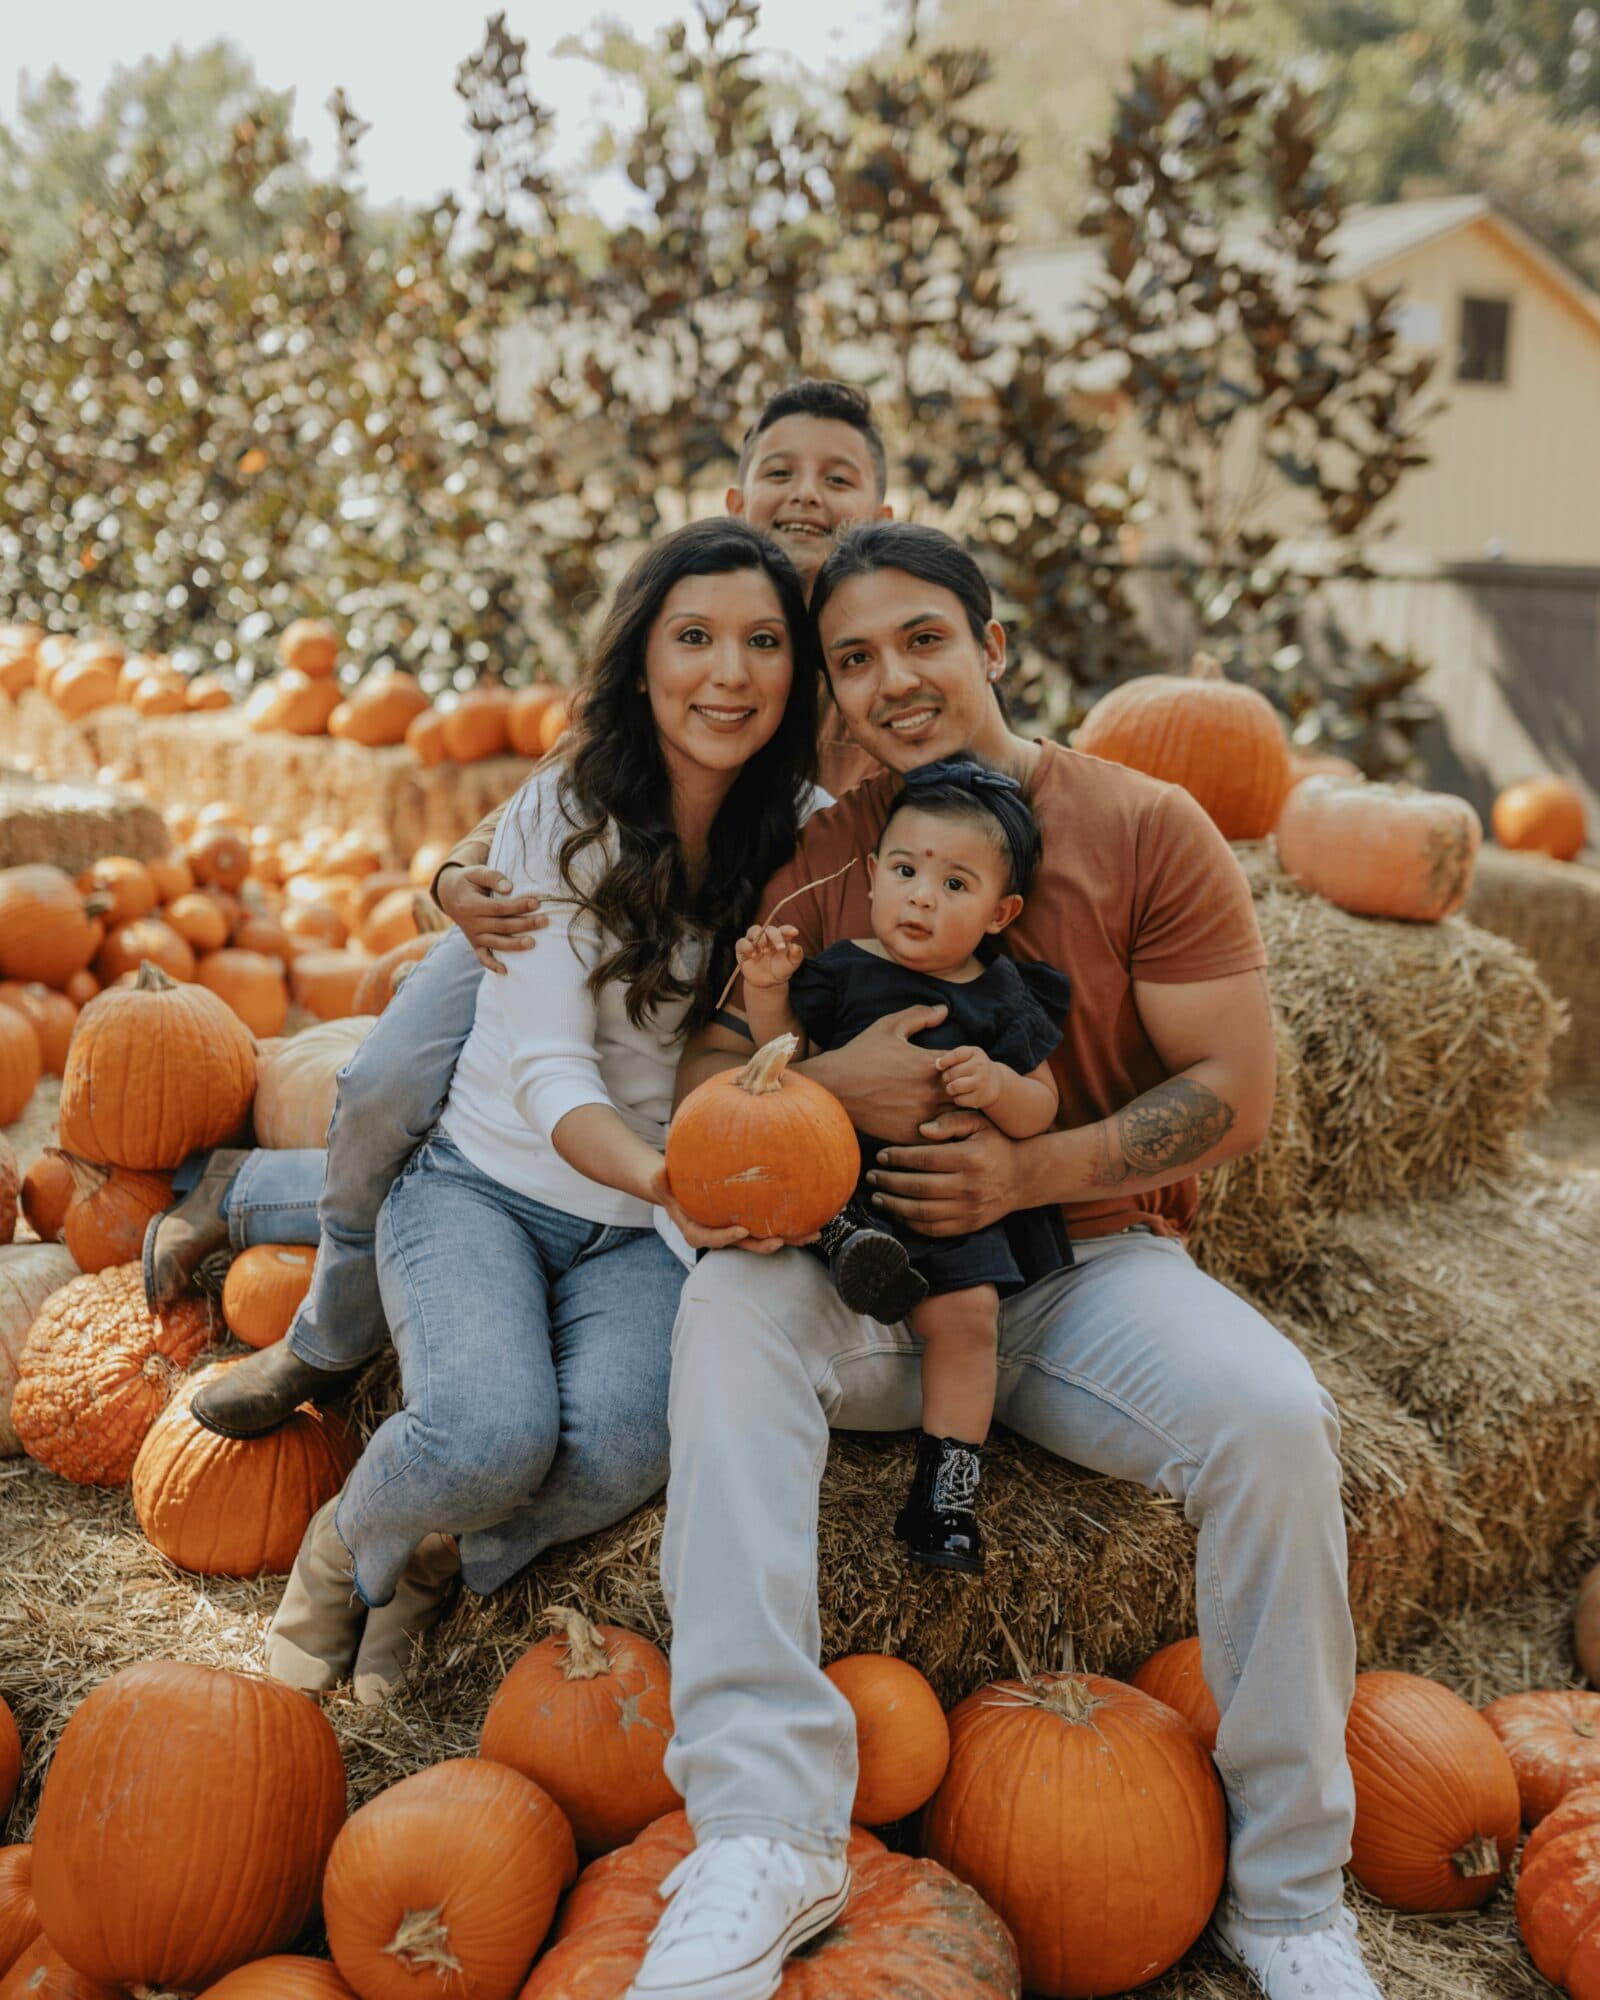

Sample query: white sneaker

[1211,1904,1385,2000]
[624,1834,850,2000]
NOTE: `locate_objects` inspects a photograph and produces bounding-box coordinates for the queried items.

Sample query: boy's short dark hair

[736,380,889,499]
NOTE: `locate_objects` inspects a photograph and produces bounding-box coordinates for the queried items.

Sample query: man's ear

[985,892,1024,936]
[982,618,1007,685]
[726,486,747,519]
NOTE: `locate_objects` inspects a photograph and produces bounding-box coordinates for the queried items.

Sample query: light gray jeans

[661,1229,1357,1936]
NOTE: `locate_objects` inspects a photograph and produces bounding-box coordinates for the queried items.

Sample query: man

[626,523,1381,2000]
[164,378,895,1441]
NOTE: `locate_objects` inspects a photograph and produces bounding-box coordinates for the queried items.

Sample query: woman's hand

[936,1044,1000,1110]
[438,865,547,973]
[647,1161,798,1256]
[734,922,803,990]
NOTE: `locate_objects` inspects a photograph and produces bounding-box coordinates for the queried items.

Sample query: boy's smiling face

[728,414,889,588]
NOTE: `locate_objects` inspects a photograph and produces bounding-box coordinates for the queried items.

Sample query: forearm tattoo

[1093,1078,1237,1187]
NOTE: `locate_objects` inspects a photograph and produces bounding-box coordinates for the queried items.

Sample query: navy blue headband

[890,756,1039,896]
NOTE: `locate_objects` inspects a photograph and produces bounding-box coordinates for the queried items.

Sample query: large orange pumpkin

[666,1035,859,1239]
[0,1012,40,1128]
[19,1155,74,1244]
[132,1365,358,1576]
[1274,776,1482,922]
[0,1845,37,1974]
[1129,1635,1220,1751]
[195,949,289,1037]
[823,1653,950,1825]
[1483,1690,1600,1826]
[1344,1670,1520,1910]
[328,672,429,747]
[31,1660,345,1990]
[1073,654,1292,840]
[0,1707,18,1826]
[222,1245,316,1348]
[924,1673,1224,1997]
[1516,1780,1600,1998]
[279,618,340,678]
[524,1812,1019,2000]
[75,858,155,927]
[0,1247,79,1455]
[0,1938,122,1998]
[480,1611,680,1855]
[10,1264,216,1485]
[199,1959,359,1997]
[93,917,195,986]
[0,868,105,988]
[0,984,77,1077]
[58,961,256,1170]
[1492,776,1587,861]
[59,1157,173,1275]
[323,1758,577,2000]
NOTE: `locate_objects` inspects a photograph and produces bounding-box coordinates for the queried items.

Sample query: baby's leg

[912,1284,1000,1443]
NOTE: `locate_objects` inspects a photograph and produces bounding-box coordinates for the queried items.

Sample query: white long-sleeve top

[440,765,828,1232]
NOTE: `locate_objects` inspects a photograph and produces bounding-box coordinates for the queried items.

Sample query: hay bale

[1467,844,1600,1099]
[1276,1171,1600,1612]
[3,689,100,780]
[0,771,167,872]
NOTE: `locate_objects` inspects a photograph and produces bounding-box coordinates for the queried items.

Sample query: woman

[265,516,822,1699]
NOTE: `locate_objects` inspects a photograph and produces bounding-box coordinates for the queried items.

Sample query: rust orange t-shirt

[744,739,1268,1243]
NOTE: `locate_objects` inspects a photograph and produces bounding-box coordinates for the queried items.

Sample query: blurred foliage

[1074,29,1441,772]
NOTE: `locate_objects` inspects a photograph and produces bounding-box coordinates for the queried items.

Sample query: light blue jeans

[662,1231,1357,1935]
[333,1132,684,1606]
[197,930,486,1367]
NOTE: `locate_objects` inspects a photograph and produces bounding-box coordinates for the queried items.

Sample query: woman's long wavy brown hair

[543,517,821,1027]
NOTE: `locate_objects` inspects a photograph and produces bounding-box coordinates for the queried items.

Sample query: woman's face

[817,568,1009,775]
[643,567,797,789]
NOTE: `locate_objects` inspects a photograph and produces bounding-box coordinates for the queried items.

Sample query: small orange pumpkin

[323,1759,576,1998]
[1073,653,1292,840]
[133,1365,358,1576]
[1483,1690,1600,1826]
[274,670,343,736]
[539,698,572,753]
[404,708,448,766]
[440,689,511,763]
[132,675,188,717]
[231,915,297,968]
[187,825,251,893]
[666,1034,859,1239]
[480,1610,680,1854]
[62,969,98,1008]
[328,672,429,747]
[51,657,119,721]
[0,983,75,1077]
[0,1012,40,1127]
[60,1157,174,1275]
[281,901,349,950]
[0,867,106,987]
[359,887,420,957]
[0,1937,123,1998]
[94,918,195,986]
[164,892,232,954]
[1515,1780,1600,1998]
[195,949,288,1037]
[145,853,194,904]
[279,618,340,679]
[1129,1635,1220,1751]
[408,841,451,887]
[350,927,447,1017]
[507,685,560,758]
[10,1264,217,1486]
[76,857,156,927]
[824,1653,951,1825]
[289,951,369,1022]
[1492,776,1587,861]
[20,1153,75,1243]
[185,672,234,712]
[198,1960,358,1998]
[1274,776,1482,922]
[1345,1670,1520,1909]
[0,1843,38,1973]
[222,1246,316,1349]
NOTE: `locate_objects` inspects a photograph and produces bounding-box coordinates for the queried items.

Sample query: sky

[6,1,905,216]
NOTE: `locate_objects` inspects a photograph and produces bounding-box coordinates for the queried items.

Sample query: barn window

[1458,296,1511,384]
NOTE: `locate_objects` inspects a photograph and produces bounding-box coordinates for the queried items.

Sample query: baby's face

[868,805,1018,973]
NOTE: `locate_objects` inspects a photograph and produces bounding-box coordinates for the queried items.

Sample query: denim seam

[1000,1350,1205,1468]
[1222,1891,1348,1938]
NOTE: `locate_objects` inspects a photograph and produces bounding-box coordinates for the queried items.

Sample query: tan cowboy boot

[351,1533,461,1706]
[264,1498,366,1694]
[142,1149,248,1308]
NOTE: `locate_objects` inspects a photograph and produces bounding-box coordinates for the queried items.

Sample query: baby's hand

[936,1045,1000,1109]
[735,922,803,990]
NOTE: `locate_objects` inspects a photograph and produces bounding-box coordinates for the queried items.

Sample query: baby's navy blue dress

[787,940,1074,1298]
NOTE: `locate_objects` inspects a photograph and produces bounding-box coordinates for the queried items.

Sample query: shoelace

[931,1447,981,1512]
[648,1837,810,1957]
[1273,1909,1378,1999]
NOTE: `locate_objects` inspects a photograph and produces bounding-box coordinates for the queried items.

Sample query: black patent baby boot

[813,1201,929,1325]
[893,1431,985,1575]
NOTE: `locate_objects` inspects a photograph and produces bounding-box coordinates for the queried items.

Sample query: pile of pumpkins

[1073,654,1590,922]
[7,1617,1600,1997]
[0,617,570,767]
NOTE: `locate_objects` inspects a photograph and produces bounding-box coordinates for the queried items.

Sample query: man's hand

[866,1113,1024,1237]
[437,865,546,973]
[804,1004,949,1144]
[935,1044,1000,1110]
[734,922,803,991]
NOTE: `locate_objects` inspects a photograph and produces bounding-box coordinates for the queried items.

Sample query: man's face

[728,414,889,588]
[817,567,1011,775]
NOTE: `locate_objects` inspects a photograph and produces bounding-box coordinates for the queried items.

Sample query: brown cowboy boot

[190,1338,368,1441]
[142,1149,249,1309]
[351,1534,461,1706]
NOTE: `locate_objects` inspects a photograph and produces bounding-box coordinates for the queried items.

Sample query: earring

[986,668,1000,682]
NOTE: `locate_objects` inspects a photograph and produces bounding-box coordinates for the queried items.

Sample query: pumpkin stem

[134,959,179,993]
[413,892,449,936]
[987,1671,1106,1726]
[734,1034,798,1095]
[545,1605,613,1679]
[1189,650,1224,682]
[57,1151,108,1201]
[1574,1720,1597,1741]
[1450,1833,1504,1880]
[384,1905,463,1974]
